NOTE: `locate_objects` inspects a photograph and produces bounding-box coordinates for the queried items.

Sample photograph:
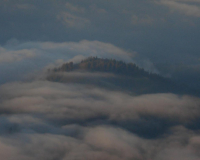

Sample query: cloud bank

[0,78,200,159]
[0,47,36,63]
[1,81,199,122]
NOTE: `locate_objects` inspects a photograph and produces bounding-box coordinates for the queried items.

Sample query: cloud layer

[1,80,200,122]
[0,47,36,63]
[0,78,200,159]
[0,1,200,159]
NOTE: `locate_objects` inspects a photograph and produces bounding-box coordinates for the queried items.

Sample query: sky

[0,0,200,87]
[1,1,200,159]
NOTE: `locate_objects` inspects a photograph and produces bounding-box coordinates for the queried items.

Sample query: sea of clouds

[0,78,200,160]
[0,40,200,159]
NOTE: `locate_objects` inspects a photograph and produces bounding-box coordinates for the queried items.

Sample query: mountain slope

[47,57,199,95]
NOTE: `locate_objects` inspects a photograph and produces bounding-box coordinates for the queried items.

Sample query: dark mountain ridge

[47,57,199,96]
[51,57,158,77]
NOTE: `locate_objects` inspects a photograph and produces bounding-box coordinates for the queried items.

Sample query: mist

[0,0,200,159]
[0,74,199,159]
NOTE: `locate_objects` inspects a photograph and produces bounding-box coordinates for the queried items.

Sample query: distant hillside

[50,57,160,77]
[47,57,199,96]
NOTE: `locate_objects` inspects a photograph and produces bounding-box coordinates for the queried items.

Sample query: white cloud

[159,0,200,17]
[0,47,36,63]
[14,40,134,61]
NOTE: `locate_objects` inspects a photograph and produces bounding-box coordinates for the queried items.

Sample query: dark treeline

[47,57,200,96]
[51,57,162,79]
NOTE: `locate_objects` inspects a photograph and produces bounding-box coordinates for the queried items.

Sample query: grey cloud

[0,126,145,160]
[167,0,200,3]
[65,2,85,13]
[0,122,199,160]
[0,76,199,159]
[131,15,155,25]
[57,12,90,29]
[84,126,148,159]
[38,40,135,62]
[0,47,36,63]
[0,40,136,83]
[89,4,107,14]
[1,80,200,123]
[159,0,200,17]
[9,40,135,62]
[152,126,200,160]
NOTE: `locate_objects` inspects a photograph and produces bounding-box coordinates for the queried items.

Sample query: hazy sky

[0,0,200,86]
[0,0,199,81]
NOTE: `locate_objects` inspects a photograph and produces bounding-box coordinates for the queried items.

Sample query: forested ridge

[47,57,199,96]
[50,57,162,79]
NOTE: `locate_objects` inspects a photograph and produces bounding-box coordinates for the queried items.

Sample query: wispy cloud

[0,47,36,63]
[0,40,161,83]
[158,0,200,17]
[16,3,36,10]
[13,40,136,64]
[65,2,85,13]
[131,15,155,25]
[57,12,90,28]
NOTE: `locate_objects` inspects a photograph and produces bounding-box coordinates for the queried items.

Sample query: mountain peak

[50,57,161,79]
